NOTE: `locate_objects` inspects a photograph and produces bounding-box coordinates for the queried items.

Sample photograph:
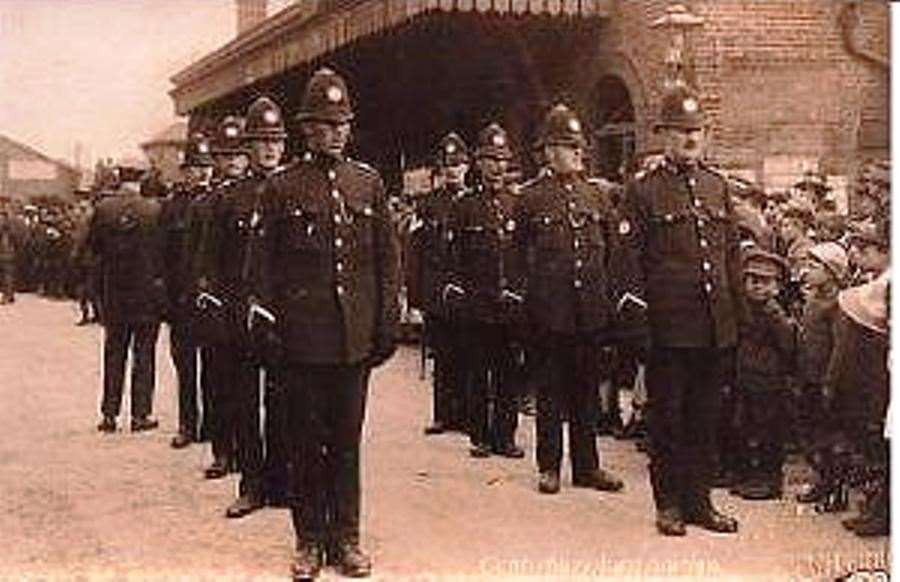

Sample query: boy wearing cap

[794,242,848,503]
[731,248,796,500]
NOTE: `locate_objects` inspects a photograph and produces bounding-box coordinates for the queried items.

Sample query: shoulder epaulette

[348,158,379,177]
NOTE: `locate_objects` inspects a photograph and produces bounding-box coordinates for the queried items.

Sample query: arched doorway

[590,75,635,182]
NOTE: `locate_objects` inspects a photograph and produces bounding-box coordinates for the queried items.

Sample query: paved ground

[0,294,890,580]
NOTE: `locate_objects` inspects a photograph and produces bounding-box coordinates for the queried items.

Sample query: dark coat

[621,160,746,348]
[88,192,166,324]
[408,185,466,316]
[450,184,524,324]
[267,154,400,366]
[736,300,796,392]
[515,169,626,339]
[160,185,209,319]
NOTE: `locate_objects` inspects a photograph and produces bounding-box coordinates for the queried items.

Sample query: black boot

[291,539,324,580]
[331,536,372,578]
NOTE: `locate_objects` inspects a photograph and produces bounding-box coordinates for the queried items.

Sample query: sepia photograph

[0,0,892,579]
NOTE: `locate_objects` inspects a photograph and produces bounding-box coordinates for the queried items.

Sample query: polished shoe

[469,443,492,458]
[331,539,372,578]
[96,416,116,433]
[130,417,159,432]
[76,317,90,326]
[423,422,447,435]
[538,471,560,494]
[736,478,781,501]
[655,508,687,536]
[572,468,624,492]
[841,514,866,531]
[170,433,193,449]
[492,442,525,459]
[225,494,264,518]
[853,515,889,537]
[291,541,324,580]
[204,458,229,480]
[685,508,739,533]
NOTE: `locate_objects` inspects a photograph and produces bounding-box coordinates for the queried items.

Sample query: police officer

[515,104,625,496]
[164,132,215,449]
[269,67,399,579]
[415,132,470,435]
[192,115,250,478]
[89,167,166,433]
[620,86,742,535]
[215,97,289,517]
[451,122,525,458]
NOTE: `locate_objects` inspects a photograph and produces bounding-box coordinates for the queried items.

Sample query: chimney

[236,0,268,36]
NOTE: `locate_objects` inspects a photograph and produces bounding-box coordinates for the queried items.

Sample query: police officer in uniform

[216,97,288,517]
[515,104,625,495]
[451,122,525,458]
[164,132,215,449]
[192,115,250,478]
[89,167,166,433]
[415,132,470,435]
[268,67,399,579]
[0,204,25,304]
[620,86,742,535]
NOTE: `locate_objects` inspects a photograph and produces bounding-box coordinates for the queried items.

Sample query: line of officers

[87,70,745,578]
[408,84,745,541]
[89,68,397,579]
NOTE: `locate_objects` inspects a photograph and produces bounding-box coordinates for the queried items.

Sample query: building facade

[140,121,188,186]
[169,0,888,193]
[0,134,81,202]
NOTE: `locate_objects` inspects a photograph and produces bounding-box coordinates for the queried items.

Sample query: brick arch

[586,52,652,159]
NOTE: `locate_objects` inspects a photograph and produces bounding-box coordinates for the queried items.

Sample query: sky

[0,1,247,167]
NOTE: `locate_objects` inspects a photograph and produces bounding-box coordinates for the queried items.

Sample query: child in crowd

[731,248,796,500]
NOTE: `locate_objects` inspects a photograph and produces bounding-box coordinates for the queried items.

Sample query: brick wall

[595,0,888,191]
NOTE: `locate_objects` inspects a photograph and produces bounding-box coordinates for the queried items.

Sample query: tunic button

[688,178,697,188]
[697,219,705,228]
[703,261,711,272]
[332,189,341,200]
[336,262,344,273]
[704,282,713,294]
[574,239,581,250]
[568,200,576,210]
[575,259,583,269]
[334,214,342,225]
[336,285,345,296]
[574,279,583,289]
[700,238,709,248]
[693,198,702,208]
[335,238,343,248]
[565,183,574,192]
[328,169,337,181]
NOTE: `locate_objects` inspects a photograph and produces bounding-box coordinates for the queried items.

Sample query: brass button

[575,259,583,269]
[700,238,709,248]
[697,219,705,228]
[335,238,343,249]
[574,279,583,289]
[336,285,345,296]
[334,214,342,225]
[574,239,581,250]
[331,189,341,200]
[328,169,337,181]
[704,282,713,294]
[693,198,702,208]
[702,261,711,272]
[336,262,344,273]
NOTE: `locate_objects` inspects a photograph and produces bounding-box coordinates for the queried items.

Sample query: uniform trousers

[426,314,465,429]
[646,347,729,513]
[461,321,519,449]
[263,366,290,502]
[534,336,602,477]
[288,363,368,543]
[101,321,161,419]
[169,320,200,438]
[203,345,236,463]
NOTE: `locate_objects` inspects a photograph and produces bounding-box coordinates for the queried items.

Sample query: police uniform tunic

[516,169,619,476]
[269,151,399,541]
[453,183,523,450]
[621,159,746,514]
[413,185,469,430]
